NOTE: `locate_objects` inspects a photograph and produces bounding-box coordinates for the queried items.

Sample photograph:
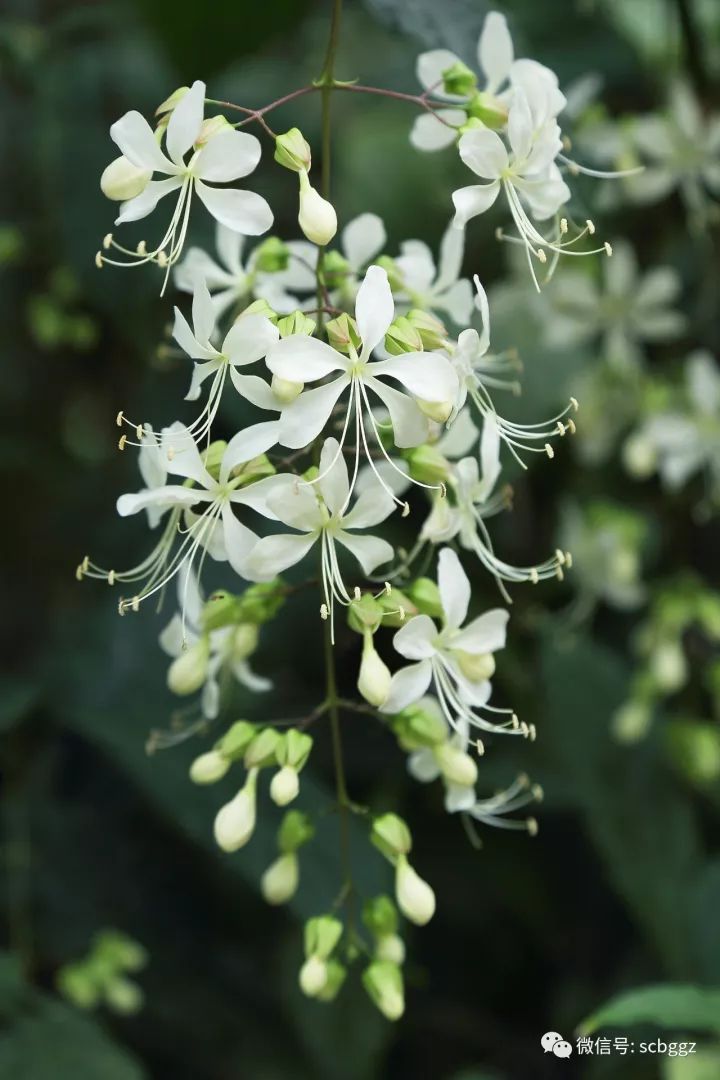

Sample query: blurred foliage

[1,0,719,1077]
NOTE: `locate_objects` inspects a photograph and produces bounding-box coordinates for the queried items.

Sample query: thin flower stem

[332,82,459,127]
[323,614,356,934]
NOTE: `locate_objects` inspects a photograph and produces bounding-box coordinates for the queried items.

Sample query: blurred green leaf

[579,984,720,1036]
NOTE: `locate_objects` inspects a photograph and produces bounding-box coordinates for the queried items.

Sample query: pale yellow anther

[384,581,392,595]
[131,596,140,612]
[560,217,568,234]
[75,564,84,581]
[167,446,176,462]
[532,784,544,801]
[556,421,566,436]
[528,724,537,742]
[545,443,554,459]
[157,250,168,268]
[107,570,116,586]
[511,713,520,730]
[353,586,361,600]
[555,548,566,565]
[320,603,329,621]
[136,424,144,440]
[136,240,147,256]
[117,600,125,616]
[565,551,573,569]
[495,227,504,240]
[103,233,113,249]
[118,434,127,450]
[570,396,579,411]
[566,418,576,435]
[82,556,89,572]
[520,721,530,737]
[604,241,613,256]
[536,248,547,264]
[401,502,410,518]
[586,219,596,235]
[527,817,539,837]
[568,161,580,176]
[556,566,565,582]
[562,134,572,151]
[530,567,539,584]
[475,738,485,756]
[439,482,447,499]
[115,410,124,427]
[95,251,103,269]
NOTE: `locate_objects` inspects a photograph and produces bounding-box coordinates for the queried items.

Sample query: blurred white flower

[394,220,474,327]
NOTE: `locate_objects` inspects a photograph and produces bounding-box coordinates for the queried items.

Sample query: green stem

[323,615,356,935]
[314,0,343,323]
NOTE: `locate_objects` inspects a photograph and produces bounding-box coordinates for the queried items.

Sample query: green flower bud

[298,170,337,246]
[395,854,436,926]
[95,931,147,973]
[277,309,317,338]
[236,580,286,624]
[195,115,232,148]
[348,592,385,633]
[272,374,304,404]
[201,440,228,479]
[454,649,495,684]
[666,721,720,784]
[649,640,687,693]
[304,915,343,960]
[261,851,299,905]
[270,765,299,806]
[155,86,190,116]
[433,741,478,787]
[253,236,290,273]
[406,308,448,350]
[405,443,451,485]
[274,127,312,172]
[299,955,328,997]
[362,894,399,938]
[371,813,412,861]
[215,720,256,761]
[57,964,100,1009]
[277,729,313,769]
[278,809,315,854]
[622,432,657,478]
[357,633,392,707]
[467,90,508,129]
[316,959,347,1002]
[320,250,351,288]
[375,587,417,628]
[406,577,443,619]
[362,961,404,1021]
[416,397,453,423]
[237,298,278,322]
[325,312,362,354]
[189,750,230,785]
[375,933,406,965]
[229,453,276,487]
[104,976,144,1015]
[230,623,259,661]
[612,699,652,744]
[167,637,210,696]
[100,156,152,202]
[442,60,477,97]
[202,590,243,632]
[385,316,424,356]
[375,255,405,291]
[244,728,283,769]
[213,770,258,852]
[390,703,447,750]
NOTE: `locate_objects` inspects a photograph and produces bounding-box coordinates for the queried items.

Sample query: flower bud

[101,156,152,202]
[244,728,282,768]
[406,577,443,619]
[236,580,286,624]
[357,634,392,707]
[200,439,228,479]
[277,310,317,338]
[320,250,351,289]
[202,589,243,632]
[433,741,478,787]
[104,976,144,1015]
[362,961,405,1021]
[237,298,277,322]
[375,255,405,291]
[375,587,417,628]
[298,170,337,246]
[195,114,232,148]
[270,764,300,806]
[375,934,406,966]
[189,750,230,785]
[362,894,399,938]
[348,593,385,634]
[406,309,448,350]
[405,444,451,486]
[304,915,343,960]
[622,432,657,478]
[278,729,313,769]
[230,623,259,662]
[271,374,304,404]
[612,700,652,744]
[395,854,436,926]
[467,91,508,130]
[384,317,424,356]
[442,60,477,97]
[278,809,315,853]
[213,770,258,852]
[215,720,256,761]
[299,955,328,997]
[454,649,495,684]
[274,128,312,172]
[230,453,276,487]
[325,312,362,354]
[261,851,299,905]
[416,397,453,423]
[167,637,210,696]
[253,236,290,273]
[155,86,190,116]
[650,640,687,693]
[371,813,412,861]
[316,959,347,1002]
[390,704,447,750]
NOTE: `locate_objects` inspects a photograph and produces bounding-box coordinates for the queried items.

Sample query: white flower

[541,240,686,368]
[394,220,473,327]
[159,566,271,720]
[243,437,395,637]
[175,222,318,318]
[265,264,458,505]
[261,852,299,905]
[381,548,524,741]
[394,855,436,925]
[83,426,290,616]
[170,277,281,448]
[269,765,300,806]
[298,170,337,245]
[214,769,258,852]
[98,81,273,290]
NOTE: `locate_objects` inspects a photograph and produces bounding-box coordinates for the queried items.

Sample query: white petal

[160,430,214,488]
[195,129,261,182]
[110,111,176,173]
[174,247,236,294]
[176,562,204,627]
[380,661,433,714]
[410,111,463,152]
[507,89,533,162]
[266,334,347,382]
[216,222,245,275]
[172,307,217,360]
[115,177,183,224]
[159,613,186,657]
[416,49,464,96]
[435,220,464,291]
[476,413,501,501]
[365,377,428,448]
[222,314,279,367]
[436,279,474,327]
[437,547,470,629]
[261,480,320,529]
[219,423,280,482]
[192,278,216,346]
[335,531,394,575]
[195,181,273,235]
[452,608,509,653]
[116,485,204,516]
[634,266,681,310]
[244,531,317,580]
[452,182,501,228]
[444,783,476,813]
[394,615,438,660]
[458,128,508,179]
[138,427,167,491]
[317,437,349,516]
[221,503,258,577]
[355,265,395,356]
[371,352,458,403]
[397,239,436,295]
[342,488,396,530]
[278,377,349,449]
[186,360,221,402]
[408,749,441,783]
[166,79,205,166]
[230,473,296,523]
[232,659,273,693]
[437,408,479,458]
[478,12,514,92]
[229,371,278,411]
[342,213,386,271]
